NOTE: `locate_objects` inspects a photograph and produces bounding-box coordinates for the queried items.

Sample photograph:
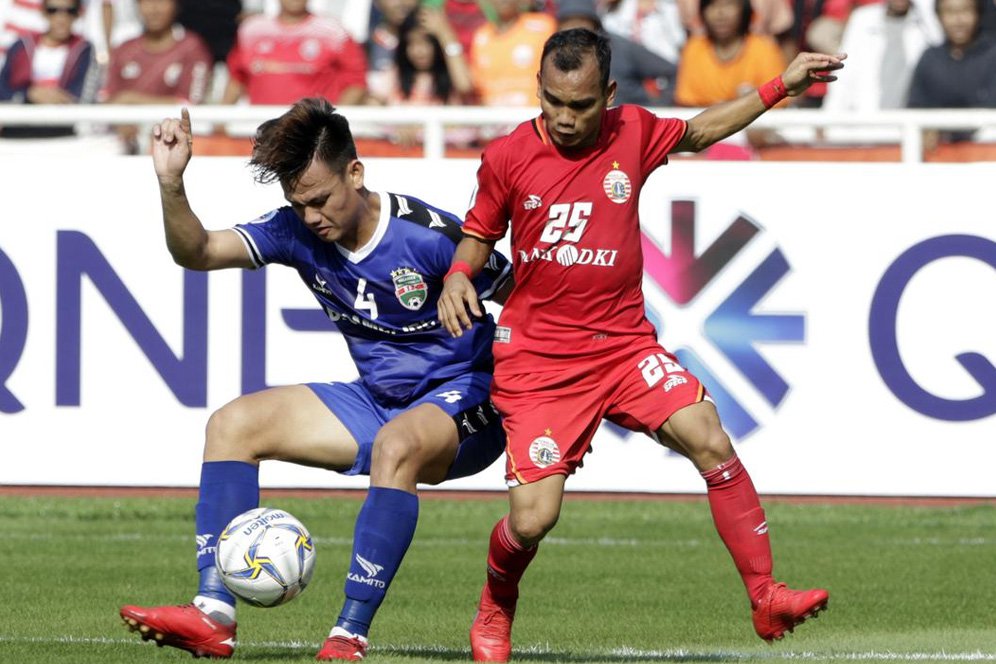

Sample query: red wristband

[758,76,787,109]
[444,260,473,281]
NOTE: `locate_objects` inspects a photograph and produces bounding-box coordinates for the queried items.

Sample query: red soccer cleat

[120,603,237,658]
[752,582,829,641]
[470,588,516,662]
[315,631,368,661]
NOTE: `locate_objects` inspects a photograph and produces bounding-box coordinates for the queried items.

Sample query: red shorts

[492,338,708,486]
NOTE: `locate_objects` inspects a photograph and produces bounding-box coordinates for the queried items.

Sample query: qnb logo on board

[638,199,804,440]
[869,234,996,422]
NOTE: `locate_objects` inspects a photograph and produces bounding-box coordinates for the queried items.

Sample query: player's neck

[712,35,744,62]
[338,188,380,253]
[142,27,176,51]
[279,10,311,24]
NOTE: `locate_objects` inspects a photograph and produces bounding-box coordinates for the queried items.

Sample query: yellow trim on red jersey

[462,228,492,241]
[502,420,530,485]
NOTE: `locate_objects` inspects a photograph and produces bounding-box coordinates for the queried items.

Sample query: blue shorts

[306,370,504,481]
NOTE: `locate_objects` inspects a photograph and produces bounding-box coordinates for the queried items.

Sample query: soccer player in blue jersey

[119,98,512,661]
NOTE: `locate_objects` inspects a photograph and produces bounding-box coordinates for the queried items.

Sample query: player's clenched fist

[152,107,193,182]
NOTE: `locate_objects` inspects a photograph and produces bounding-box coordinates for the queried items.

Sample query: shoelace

[477,607,512,634]
[328,636,364,652]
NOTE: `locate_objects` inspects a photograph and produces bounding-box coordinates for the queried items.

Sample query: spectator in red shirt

[103,0,213,152]
[222,0,367,105]
[105,0,212,105]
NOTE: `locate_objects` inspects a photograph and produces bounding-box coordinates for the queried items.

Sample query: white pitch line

[0,531,717,548]
[1,635,993,661]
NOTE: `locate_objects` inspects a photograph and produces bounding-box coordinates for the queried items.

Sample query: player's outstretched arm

[152,108,253,271]
[673,52,846,154]
[438,235,496,337]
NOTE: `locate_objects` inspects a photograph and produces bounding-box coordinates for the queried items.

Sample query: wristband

[758,76,787,109]
[444,260,473,281]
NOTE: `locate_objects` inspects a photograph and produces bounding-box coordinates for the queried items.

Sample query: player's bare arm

[674,52,847,154]
[438,235,496,337]
[152,108,253,271]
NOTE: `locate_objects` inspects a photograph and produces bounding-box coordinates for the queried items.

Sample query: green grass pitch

[1,493,994,663]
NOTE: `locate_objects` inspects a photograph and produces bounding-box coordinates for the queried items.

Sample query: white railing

[2,104,996,163]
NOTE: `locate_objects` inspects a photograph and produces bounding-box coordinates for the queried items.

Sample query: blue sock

[336,487,419,637]
[195,460,259,606]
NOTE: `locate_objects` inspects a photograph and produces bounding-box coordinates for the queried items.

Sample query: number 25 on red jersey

[539,202,592,243]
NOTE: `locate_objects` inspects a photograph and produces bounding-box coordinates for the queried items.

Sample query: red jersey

[226,13,367,105]
[463,105,687,376]
[105,27,212,103]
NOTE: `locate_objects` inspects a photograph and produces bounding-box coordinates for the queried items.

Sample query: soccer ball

[215,507,317,608]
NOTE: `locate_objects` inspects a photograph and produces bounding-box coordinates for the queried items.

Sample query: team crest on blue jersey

[249,210,279,224]
[391,268,428,310]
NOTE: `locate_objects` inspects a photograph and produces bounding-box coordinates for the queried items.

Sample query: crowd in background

[1,0,995,153]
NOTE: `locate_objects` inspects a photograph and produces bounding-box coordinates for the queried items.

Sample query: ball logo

[391,267,428,311]
[556,244,579,266]
[528,436,561,468]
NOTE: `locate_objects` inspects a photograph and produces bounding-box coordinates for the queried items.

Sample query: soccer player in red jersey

[437,28,846,662]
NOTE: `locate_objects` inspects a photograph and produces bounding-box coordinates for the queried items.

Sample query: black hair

[395,10,453,102]
[540,28,611,91]
[700,0,753,37]
[934,0,985,17]
[45,0,82,11]
[249,97,357,187]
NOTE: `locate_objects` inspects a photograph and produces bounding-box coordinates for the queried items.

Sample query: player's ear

[536,70,542,102]
[606,80,617,108]
[347,159,364,190]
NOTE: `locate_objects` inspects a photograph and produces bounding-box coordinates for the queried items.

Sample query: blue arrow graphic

[703,249,804,407]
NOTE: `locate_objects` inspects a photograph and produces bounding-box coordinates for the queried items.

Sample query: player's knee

[509,508,558,545]
[371,428,421,475]
[204,400,258,460]
[688,425,734,468]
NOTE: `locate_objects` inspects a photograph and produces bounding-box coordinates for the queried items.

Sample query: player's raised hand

[781,52,847,96]
[438,272,482,338]
[151,107,193,181]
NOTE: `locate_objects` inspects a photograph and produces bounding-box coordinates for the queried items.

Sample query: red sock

[701,455,773,606]
[483,515,538,605]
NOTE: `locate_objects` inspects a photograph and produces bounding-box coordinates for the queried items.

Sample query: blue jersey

[233,191,511,407]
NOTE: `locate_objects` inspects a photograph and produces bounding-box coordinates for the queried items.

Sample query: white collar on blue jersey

[336,191,391,264]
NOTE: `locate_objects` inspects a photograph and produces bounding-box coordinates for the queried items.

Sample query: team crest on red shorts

[528,436,561,468]
[603,162,632,204]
